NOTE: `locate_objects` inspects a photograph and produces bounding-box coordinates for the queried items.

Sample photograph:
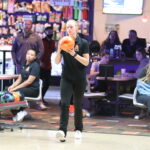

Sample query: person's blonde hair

[140,64,150,83]
[66,19,78,29]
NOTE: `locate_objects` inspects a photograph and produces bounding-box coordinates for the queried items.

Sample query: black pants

[11,87,39,115]
[59,78,86,135]
[18,87,39,97]
[137,94,150,112]
[40,68,51,100]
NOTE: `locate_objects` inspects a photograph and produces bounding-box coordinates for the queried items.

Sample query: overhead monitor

[103,0,144,15]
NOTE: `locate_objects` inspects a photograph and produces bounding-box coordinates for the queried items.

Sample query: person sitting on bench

[89,52,110,92]
[8,49,40,122]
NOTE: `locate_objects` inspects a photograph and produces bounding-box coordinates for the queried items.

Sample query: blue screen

[103,0,144,15]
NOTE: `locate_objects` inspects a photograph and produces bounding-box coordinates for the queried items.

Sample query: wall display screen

[103,0,144,15]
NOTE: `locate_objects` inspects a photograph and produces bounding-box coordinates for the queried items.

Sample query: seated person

[136,63,150,116]
[133,48,149,78]
[8,49,40,122]
[124,47,149,78]
[89,52,110,91]
[101,30,121,54]
[122,30,146,58]
[89,40,101,57]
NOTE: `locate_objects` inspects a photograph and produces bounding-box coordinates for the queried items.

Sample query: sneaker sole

[56,132,66,142]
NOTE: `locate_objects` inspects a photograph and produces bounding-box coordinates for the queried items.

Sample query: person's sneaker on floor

[74,130,82,139]
[13,110,28,122]
[56,130,66,142]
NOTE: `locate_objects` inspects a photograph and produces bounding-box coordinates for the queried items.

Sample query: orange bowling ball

[60,36,75,51]
[12,92,20,102]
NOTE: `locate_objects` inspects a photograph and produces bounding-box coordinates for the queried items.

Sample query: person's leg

[73,79,86,132]
[38,68,50,109]
[59,78,73,135]
[12,88,38,121]
[21,85,46,110]
[56,78,73,142]
[137,95,150,113]
[40,68,50,100]
[69,95,74,116]
[11,107,25,115]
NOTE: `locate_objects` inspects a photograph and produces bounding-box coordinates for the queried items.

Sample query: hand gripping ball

[60,36,75,51]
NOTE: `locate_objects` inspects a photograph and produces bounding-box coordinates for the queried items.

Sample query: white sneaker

[13,110,28,122]
[74,130,82,139]
[56,130,66,142]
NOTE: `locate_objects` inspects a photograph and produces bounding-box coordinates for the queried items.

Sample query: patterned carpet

[0,104,150,136]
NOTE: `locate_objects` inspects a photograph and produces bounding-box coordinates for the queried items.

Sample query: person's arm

[122,39,127,54]
[11,37,18,65]
[9,62,40,92]
[71,39,89,66]
[89,62,99,76]
[138,67,147,79]
[37,36,44,60]
[100,41,106,52]
[8,75,22,92]
[139,38,146,48]
[52,40,56,52]
[143,38,146,48]
[55,42,62,64]
[90,69,99,76]
[11,75,36,91]
[73,52,89,66]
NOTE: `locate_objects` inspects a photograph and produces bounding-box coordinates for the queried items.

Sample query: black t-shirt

[122,38,146,58]
[21,60,40,89]
[61,36,89,81]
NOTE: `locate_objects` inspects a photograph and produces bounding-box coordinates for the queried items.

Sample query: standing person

[39,26,55,109]
[11,19,44,74]
[55,19,89,142]
[8,49,40,122]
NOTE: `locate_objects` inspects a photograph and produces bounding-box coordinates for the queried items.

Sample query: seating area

[118,87,148,119]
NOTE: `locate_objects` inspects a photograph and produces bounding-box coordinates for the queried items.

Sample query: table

[0,45,12,74]
[96,75,136,116]
[0,74,18,91]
